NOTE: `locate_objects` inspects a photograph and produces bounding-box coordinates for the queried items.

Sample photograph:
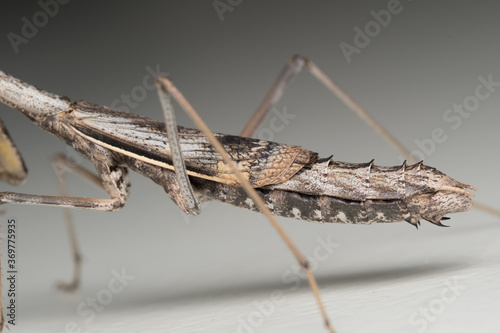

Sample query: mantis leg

[0,149,130,292]
[155,79,201,215]
[155,76,336,333]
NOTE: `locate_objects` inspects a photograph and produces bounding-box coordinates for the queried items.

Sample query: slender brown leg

[155,80,200,215]
[156,76,336,333]
[241,54,500,218]
[51,153,104,291]
[239,56,306,138]
[472,202,500,218]
[240,55,412,159]
[0,152,130,292]
[0,159,128,210]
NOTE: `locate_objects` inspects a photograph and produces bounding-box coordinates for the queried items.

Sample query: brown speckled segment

[193,175,473,226]
[267,157,474,202]
[410,192,473,225]
[193,177,417,224]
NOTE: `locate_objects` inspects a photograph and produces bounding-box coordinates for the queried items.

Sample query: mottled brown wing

[70,101,317,187]
[0,117,27,185]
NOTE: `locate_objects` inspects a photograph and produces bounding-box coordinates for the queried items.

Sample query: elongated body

[0,60,484,333]
[0,70,474,227]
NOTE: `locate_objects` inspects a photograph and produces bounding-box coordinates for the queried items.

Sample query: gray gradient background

[0,1,499,332]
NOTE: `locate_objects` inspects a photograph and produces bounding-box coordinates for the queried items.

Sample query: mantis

[0,55,497,332]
